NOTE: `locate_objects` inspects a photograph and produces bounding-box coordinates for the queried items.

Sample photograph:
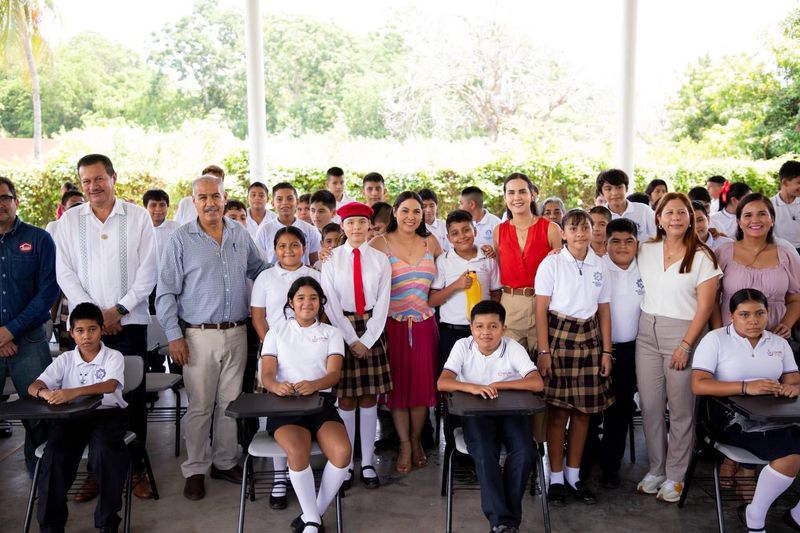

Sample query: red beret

[337,201,373,222]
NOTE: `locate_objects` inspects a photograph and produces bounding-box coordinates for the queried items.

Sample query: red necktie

[353,248,366,315]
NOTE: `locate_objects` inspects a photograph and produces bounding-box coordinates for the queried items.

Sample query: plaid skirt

[338,311,393,398]
[543,311,614,414]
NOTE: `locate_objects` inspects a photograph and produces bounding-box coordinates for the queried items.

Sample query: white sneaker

[656,479,683,503]
[637,473,666,494]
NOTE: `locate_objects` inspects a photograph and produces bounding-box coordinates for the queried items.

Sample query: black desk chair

[145,317,184,457]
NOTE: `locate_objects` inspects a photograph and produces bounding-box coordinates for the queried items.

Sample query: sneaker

[637,473,666,495]
[656,480,683,503]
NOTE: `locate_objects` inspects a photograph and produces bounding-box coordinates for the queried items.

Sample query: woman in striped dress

[371,191,443,474]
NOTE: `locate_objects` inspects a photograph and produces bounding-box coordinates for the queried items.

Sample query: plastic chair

[145,317,184,457]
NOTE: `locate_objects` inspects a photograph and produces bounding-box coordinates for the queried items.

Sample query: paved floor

[0,393,798,533]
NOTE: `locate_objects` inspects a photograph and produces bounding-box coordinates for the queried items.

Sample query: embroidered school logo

[635,279,644,295]
[592,271,603,287]
[18,242,32,253]
[766,350,783,358]
[484,229,492,240]
[496,370,514,379]
[95,367,106,380]
[309,335,328,343]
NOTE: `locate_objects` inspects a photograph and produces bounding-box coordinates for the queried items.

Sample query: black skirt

[266,394,343,438]
[720,423,800,462]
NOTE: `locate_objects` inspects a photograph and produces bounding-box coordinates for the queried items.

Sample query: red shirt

[497,217,552,288]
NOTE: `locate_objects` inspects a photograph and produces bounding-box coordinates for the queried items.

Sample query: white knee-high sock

[338,408,356,474]
[272,458,288,497]
[359,405,378,477]
[746,465,794,528]
[289,466,321,526]
[316,461,348,516]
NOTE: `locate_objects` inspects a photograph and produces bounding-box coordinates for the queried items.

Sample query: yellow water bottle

[465,271,482,317]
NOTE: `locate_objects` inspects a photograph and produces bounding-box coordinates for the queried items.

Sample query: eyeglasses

[0,195,15,204]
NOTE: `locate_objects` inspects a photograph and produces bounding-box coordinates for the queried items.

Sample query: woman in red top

[492,173,562,352]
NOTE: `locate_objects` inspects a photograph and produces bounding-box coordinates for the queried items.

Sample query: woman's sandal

[394,441,412,474]
[411,439,428,468]
[719,458,737,488]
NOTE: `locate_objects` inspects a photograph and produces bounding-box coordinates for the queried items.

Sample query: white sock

[747,465,794,528]
[289,466,321,526]
[272,459,288,497]
[359,405,378,478]
[338,408,356,477]
[550,470,564,485]
[316,461,349,516]
[565,466,580,489]
[790,498,800,525]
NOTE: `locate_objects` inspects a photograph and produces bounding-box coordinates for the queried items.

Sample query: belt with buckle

[183,320,246,330]
[502,286,535,297]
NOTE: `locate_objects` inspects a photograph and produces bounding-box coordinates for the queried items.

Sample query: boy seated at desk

[28,302,129,533]
[437,300,544,533]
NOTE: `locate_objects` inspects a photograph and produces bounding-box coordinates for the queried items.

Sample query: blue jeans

[462,414,534,529]
[0,324,52,475]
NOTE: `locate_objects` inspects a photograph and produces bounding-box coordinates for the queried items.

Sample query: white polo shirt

[336,195,356,209]
[444,337,537,386]
[772,193,800,249]
[693,326,798,383]
[610,201,657,241]
[703,232,733,252]
[173,196,197,226]
[37,343,127,408]
[262,320,344,392]
[426,218,450,253]
[535,247,611,319]
[153,220,181,273]
[710,209,738,238]
[603,255,643,343]
[251,265,320,329]
[254,217,321,265]
[432,248,501,325]
[473,210,501,249]
[246,209,277,238]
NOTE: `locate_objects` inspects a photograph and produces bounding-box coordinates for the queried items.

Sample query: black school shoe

[360,465,380,489]
[600,471,621,489]
[737,504,765,533]
[340,469,354,492]
[783,509,800,532]
[548,483,567,506]
[568,481,597,505]
[290,515,325,533]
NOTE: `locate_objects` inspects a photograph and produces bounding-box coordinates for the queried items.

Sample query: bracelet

[36,387,44,399]
[680,339,691,348]
[677,344,692,354]
[537,351,551,356]
[602,350,613,355]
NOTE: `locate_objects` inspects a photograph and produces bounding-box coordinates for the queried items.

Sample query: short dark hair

[729,288,769,314]
[445,209,474,231]
[687,186,711,204]
[224,200,247,213]
[321,222,342,236]
[272,182,297,196]
[202,164,225,178]
[605,217,638,239]
[588,205,612,222]
[779,160,800,181]
[0,177,16,198]
[418,188,438,204]
[310,189,336,210]
[326,167,344,178]
[470,300,506,323]
[460,186,485,208]
[284,276,327,321]
[562,208,592,228]
[62,181,78,192]
[298,193,311,204]
[596,168,629,196]
[77,154,115,177]
[386,191,430,237]
[362,172,384,186]
[61,190,84,206]
[707,175,727,185]
[627,192,650,205]
[69,302,104,328]
[645,179,668,197]
[247,181,269,194]
[273,225,306,249]
[691,200,709,218]
[142,188,170,207]
[371,202,392,224]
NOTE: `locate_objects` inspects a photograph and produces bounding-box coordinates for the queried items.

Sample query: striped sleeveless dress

[384,238,438,409]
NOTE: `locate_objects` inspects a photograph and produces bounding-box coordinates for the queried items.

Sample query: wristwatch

[115,303,129,316]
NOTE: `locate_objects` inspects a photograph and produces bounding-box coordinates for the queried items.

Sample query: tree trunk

[21,20,42,165]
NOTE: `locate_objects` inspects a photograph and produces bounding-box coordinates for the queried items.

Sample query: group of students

[24,158,800,533]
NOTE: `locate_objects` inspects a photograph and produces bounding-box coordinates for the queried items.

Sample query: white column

[244,0,268,183]
[618,0,637,179]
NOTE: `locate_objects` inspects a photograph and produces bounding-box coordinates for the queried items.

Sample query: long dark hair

[283,276,327,321]
[650,192,718,273]
[273,226,307,249]
[734,193,775,243]
[386,191,430,237]
[718,182,750,212]
[729,288,769,314]
[503,172,538,220]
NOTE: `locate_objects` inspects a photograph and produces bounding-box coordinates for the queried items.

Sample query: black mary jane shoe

[737,504,765,533]
[548,483,567,506]
[269,480,288,510]
[783,510,800,532]
[290,515,325,533]
[360,465,380,489]
[340,469,354,492]
[568,481,597,505]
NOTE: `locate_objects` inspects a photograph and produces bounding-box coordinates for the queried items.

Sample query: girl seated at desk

[692,288,800,533]
[261,277,350,533]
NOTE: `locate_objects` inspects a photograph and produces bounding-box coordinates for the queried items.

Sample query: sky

[48,0,799,132]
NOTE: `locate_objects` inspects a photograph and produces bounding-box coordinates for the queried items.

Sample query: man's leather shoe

[183,474,205,500]
[73,476,98,502]
[132,472,153,499]
[210,464,243,484]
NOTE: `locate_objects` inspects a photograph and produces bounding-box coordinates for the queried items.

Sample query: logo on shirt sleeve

[18,242,32,253]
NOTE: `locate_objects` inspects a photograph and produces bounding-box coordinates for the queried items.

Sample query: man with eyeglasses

[0,176,60,475]
[55,154,158,501]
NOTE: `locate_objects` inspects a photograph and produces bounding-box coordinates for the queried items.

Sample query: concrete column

[618,0,637,180]
[244,0,268,183]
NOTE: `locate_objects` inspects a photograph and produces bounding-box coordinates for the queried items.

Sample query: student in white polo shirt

[261,277,350,533]
[419,188,450,252]
[438,300,543,533]
[772,160,800,255]
[459,186,501,249]
[692,288,800,533]
[710,182,751,238]
[28,302,129,533]
[596,168,657,241]
[254,182,321,266]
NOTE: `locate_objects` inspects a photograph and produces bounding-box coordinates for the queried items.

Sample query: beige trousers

[635,311,697,482]
[181,325,247,478]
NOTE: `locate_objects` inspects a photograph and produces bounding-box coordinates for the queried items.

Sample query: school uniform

[261,320,345,435]
[710,208,738,238]
[473,209,502,249]
[246,208,277,239]
[703,232,733,253]
[610,201,657,241]
[253,217,321,265]
[771,193,800,253]
[35,344,129,532]
[426,218,450,252]
[693,326,800,459]
[443,336,537,530]
[336,195,356,209]
[535,247,614,413]
[251,264,320,330]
